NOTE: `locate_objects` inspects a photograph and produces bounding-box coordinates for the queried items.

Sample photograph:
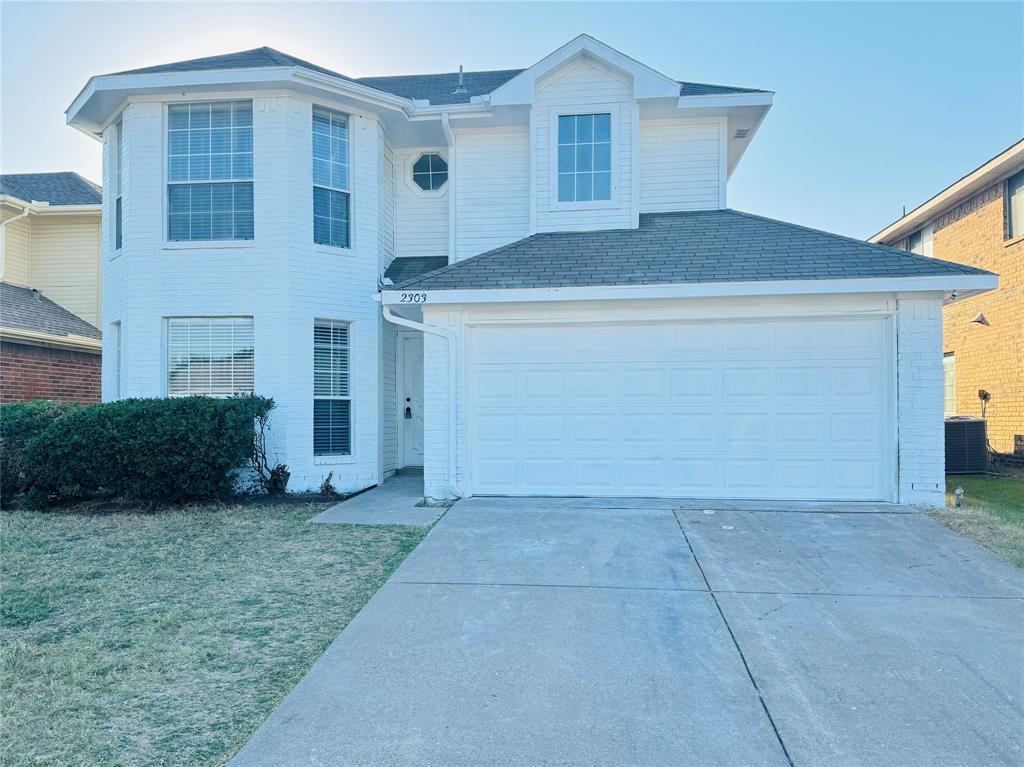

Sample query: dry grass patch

[0,502,425,766]
[930,474,1024,568]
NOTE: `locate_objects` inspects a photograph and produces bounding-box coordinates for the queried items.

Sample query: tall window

[1007,170,1024,240]
[557,113,611,202]
[112,121,124,250]
[313,320,351,456]
[312,106,350,248]
[943,353,956,417]
[167,101,254,241]
[907,223,933,257]
[167,317,254,397]
[110,321,122,399]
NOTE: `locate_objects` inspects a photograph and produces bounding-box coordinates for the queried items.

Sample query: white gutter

[0,202,33,229]
[441,113,456,264]
[381,306,464,500]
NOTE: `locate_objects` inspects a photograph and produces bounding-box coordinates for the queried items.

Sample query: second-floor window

[167,100,254,242]
[557,113,611,203]
[906,223,933,257]
[1007,169,1024,240]
[112,121,124,250]
[313,106,350,249]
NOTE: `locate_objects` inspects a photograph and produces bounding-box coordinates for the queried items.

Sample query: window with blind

[312,106,350,248]
[313,320,351,456]
[166,317,254,397]
[167,100,254,241]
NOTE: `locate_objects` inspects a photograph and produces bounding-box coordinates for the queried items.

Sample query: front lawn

[930,474,1024,568]
[0,502,426,766]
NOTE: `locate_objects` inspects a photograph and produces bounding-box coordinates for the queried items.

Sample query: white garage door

[467,317,893,501]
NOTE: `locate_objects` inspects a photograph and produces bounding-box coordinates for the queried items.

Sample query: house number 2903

[400,293,428,303]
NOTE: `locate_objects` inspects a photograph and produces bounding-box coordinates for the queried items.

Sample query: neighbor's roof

[383,256,450,285]
[392,209,992,291]
[107,47,766,107]
[0,173,102,206]
[871,138,1024,244]
[0,282,101,340]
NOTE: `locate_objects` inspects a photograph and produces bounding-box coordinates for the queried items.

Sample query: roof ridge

[725,208,985,275]
[358,68,526,80]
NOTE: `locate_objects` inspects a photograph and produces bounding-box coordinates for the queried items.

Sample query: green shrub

[0,401,82,503]
[23,395,273,506]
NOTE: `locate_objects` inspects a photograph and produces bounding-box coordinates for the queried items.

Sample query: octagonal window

[413,153,448,191]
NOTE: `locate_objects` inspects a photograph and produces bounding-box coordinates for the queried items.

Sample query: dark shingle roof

[0,283,101,340]
[392,209,991,291]
[384,256,450,285]
[0,173,101,206]
[356,70,524,105]
[105,47,767,106]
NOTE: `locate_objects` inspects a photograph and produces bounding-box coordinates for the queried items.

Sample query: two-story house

[66,35,995,505]
[871,140,1022,456]
[0,173,103,403]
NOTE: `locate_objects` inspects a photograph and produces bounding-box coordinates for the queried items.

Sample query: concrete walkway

[311,470,444,527]
[233,498,1024,767]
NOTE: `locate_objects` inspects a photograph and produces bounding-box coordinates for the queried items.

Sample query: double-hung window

[112,121,124,250]
[167,100,254,241]
[313,320,351,456]
[312,106,350,248]
[557,113,612,202]
[166,317,254,397]
[1007,169,1024,240]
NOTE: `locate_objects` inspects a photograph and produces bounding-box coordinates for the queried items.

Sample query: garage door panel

[468,318,891,501]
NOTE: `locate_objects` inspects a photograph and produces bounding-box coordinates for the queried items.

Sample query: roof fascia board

[870,140,1024,243]
[489,34,680,106]
[0,326,102,353]
[380,273,997,306]
[677,92,773,109]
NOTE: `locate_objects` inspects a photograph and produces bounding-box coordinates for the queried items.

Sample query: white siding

[454,126,531,261]
[1,217,31,286]
[379,142,396,272]
[533,57,634,233]
[393,148,448,258]
[29,215,102,326]
[640,118,723,212]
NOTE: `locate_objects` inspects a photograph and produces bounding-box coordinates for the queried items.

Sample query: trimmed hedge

[0,401,82,503]
[4,395,273,506]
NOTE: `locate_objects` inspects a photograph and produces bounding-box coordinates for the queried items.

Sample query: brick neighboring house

[871,140,1023,456]
[0,173,103,403]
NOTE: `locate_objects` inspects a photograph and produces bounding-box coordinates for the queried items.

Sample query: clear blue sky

[2,1,1021,238]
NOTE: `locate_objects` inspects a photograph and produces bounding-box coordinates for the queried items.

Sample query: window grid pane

[558,113,611,202]
[313,320,351,456]
[312,106,351,248]
[168,100,253,241]
[167,317,254,397]
[412,153,448,191]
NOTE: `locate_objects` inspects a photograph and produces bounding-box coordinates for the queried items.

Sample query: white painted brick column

[896,294,946,506]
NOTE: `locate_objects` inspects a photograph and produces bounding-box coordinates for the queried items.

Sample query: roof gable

[489,34,682,106]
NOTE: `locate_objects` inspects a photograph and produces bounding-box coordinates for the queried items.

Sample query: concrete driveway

[232,498,1024,767]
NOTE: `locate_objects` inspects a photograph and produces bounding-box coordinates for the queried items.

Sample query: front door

[402,334,425,466]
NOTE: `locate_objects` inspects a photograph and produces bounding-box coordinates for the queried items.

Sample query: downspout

[382,305,464,500]
[0,202,33,279]
[441,112,456,264]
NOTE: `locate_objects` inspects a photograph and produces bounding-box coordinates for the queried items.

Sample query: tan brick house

[872,140,1023,455]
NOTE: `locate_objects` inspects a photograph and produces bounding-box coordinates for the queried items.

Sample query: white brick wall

[896,294,946,506]
[105,92,385,493]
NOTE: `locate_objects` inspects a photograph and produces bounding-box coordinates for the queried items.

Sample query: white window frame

[313,319,354,461]
[164,100,254,244]
[548,104,621,212]
[112,120,124,253]
[164,316,255,398]
[943,353,956,418]
[1006,169,1024,241]
[907,223,934,257]
[410,151,449,194]
[312,105,352,251]
[110,320,122,400]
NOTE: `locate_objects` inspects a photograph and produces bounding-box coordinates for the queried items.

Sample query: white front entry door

[466,316,893,501]
[402,334,425,467]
